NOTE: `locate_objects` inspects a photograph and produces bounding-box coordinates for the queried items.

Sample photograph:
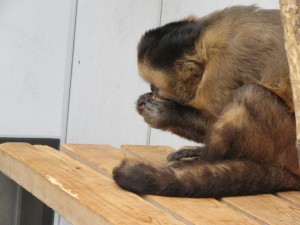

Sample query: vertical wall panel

[150,0,280,149]
[0,0,74,138]
[67,0,162,146]
[0,1,75,224]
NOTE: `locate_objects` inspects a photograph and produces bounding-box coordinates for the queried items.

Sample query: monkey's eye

[150,84,155,92]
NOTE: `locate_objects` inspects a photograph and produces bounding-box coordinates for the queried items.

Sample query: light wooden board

[277,191,300,206]
[121,145,175,166]
[62,144,259,225]
[61,144,126,176]
[0,143,184,225]
[223,194,300,225]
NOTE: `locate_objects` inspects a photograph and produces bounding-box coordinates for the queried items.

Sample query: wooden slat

[0,143,184,225]
[146,195,259,225]
[62,144,258,225]
[277,191,300,206]
[61,144,126,176]
[121,145,175,166]
[222,194,300,225]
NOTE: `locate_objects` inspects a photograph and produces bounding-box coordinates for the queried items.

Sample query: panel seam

[147,0,164,146]
[62,0,79,144]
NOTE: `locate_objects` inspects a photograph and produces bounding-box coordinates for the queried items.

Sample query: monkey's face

[136,59,205,130]
[136,17,208,112]
[138,59,204,106]
[138,63,176,102]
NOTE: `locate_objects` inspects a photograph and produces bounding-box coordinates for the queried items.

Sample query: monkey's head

[137,17,206,105]
[137,6,289,117]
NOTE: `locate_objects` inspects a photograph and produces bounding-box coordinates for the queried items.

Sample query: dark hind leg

[113,159,300,197]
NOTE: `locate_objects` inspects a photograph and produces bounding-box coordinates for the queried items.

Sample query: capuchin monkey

[113,5,300,197]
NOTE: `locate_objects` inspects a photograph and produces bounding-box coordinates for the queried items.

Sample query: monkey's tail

[112,159,300,197]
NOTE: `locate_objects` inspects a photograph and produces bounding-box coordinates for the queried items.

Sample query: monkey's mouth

[151,85,169,102]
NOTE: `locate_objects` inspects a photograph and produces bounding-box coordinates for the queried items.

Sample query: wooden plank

[223,194,300,225]
[61,144,126,176]
[0,143,184,225]
[62,144,259,225]
[146,195,259,225]
[121,145,175,166]
[277,191,300,206]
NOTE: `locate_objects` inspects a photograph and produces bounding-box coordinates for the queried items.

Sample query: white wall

[0,0,75,139]
[0,1,280,225]
[66,0,161,147]
[0,0,76,224]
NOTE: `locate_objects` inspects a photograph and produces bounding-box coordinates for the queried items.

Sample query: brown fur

[113,6,300,197]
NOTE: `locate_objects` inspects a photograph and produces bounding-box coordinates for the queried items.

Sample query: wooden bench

[0,143,300,225]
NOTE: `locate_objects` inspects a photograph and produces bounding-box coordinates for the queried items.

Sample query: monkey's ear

[176,60,204,78]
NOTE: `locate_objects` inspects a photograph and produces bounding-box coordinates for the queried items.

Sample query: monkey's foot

[113,160,165,194]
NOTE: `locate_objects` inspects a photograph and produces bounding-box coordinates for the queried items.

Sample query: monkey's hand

[136,92,177,129]
[136,92,210,143]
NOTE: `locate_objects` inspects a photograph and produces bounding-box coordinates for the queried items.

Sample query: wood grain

[223,194,300,225]
[0,143,184,225]
[62,144,259,225]
[62,144,126,176]
[277,191,300,206]
[121,145,175,166]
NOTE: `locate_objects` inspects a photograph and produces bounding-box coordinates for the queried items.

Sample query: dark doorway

[0,137,60,225]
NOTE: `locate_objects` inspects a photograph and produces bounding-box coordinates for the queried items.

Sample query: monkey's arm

[137,93,210,143]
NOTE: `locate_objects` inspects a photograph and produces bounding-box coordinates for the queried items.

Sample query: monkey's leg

[201,83,299,167]
[113,159,300,197]
[137,93,211,143]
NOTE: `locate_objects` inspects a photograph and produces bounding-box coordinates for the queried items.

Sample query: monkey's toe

[167,146,205,161]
